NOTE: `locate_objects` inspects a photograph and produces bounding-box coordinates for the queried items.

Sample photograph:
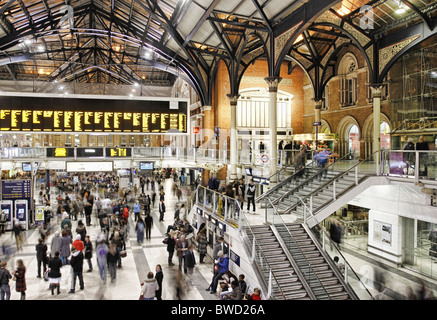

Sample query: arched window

[339,53,358,107]
[236,88,293,128]
[348,124,360,156]
[380,121,391,150]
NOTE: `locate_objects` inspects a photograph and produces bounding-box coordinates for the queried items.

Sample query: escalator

[251,223,356,300]
[285,223,352,300]
[251,224,310,300]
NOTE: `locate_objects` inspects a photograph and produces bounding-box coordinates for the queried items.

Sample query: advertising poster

[374,220,392,246]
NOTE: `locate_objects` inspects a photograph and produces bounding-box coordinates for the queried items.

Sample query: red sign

[192,126,200,134]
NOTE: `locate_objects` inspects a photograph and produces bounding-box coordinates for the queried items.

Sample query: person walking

[166,230,176,266]
[12,219,23,251]
[95,235,108,284]
[0,261,12,300]
[155,264,164,300]
[50,231,62,258]
[69,247,84,294]
[159,200,166,222]
[145,213,153,240]
[136,217,145,244]
[176,235,189,274]
[185,244,196,275]
[36,237,48,278]
[195,228,208,263]
[60,229,72,265]
[107,242,119,283]
[48,251,63,295]
[84,235,93,272]
[140,271,159,300]
[133,200,141,222]
[246,180,256,213]
[75,220,87,241]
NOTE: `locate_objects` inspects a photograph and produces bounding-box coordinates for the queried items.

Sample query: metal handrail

[281,151,379,215]
[267,152,354,206]
[237,208,287,300]
[265,197,325,300]
[296,195,374,300]
[194,185,285,300]
[256,159,317,203]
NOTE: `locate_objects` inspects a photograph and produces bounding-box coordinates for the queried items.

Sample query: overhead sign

[46,147,75,157]
[76,148,104,157]
[0,95,188,133]
[105,148,131,157]
[66,161,113,172]
[1,180,31,200]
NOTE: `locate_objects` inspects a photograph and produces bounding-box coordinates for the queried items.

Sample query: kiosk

[14,200,28,230]
[1,200,13,231]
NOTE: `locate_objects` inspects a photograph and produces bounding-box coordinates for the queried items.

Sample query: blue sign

[229,250,240,267]
[1,180,31,200]
[1,180,32,218]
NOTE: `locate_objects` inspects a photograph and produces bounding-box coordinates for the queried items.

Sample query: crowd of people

[203,173,257,219]
[0,168,262,301]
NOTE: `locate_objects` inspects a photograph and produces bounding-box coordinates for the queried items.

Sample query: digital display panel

[22,162,32,172]
[0,96,188,133]
[66,161,113,172]
[105,148,131,157]
[76,148,104,157]
[139,162,154,170]
[46,148,75,158]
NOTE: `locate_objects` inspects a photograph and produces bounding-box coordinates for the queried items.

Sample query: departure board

[0,95,188,133]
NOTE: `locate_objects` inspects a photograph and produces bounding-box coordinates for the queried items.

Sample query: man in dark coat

[145,213,153,240]
[159,200,166,222]
[35,237,48,278]
[69,247,84,293]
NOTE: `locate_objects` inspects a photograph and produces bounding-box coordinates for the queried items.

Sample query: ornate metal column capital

[227,94,240,106]
[264,77,282,93]
[370,85,383,98]
[314,99,323,110]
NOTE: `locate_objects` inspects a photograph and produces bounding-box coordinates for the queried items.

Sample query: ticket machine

[0,200,13,231]
[14,200,28,231]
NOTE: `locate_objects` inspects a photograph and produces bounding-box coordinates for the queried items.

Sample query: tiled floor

[1,177,437,300]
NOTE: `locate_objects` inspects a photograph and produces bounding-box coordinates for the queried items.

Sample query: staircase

[287,170,368,218]
[285,223,352,300]
[251,224,310,300]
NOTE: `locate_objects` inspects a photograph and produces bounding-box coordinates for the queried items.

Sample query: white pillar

[265,77,282,183]
[228,94,239,181]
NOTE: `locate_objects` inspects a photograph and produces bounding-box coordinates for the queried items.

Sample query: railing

[237,209,287,300]
[256,154,320,203]
[195,185,244,228]
[295,196,374,300]
[265,197,331,300]
[282,151,379,217]
[380,150,437,182]
[263,152,354,209]
[194,184,283,299]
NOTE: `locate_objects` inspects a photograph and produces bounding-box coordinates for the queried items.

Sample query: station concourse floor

[1,178,437,301]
